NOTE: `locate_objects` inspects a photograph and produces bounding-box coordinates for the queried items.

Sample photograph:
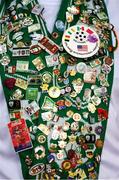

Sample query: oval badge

[29,163,45,176]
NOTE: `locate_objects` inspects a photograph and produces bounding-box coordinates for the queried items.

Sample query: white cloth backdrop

[0,0,119,179]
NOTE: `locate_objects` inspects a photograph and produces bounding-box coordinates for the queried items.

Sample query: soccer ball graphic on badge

[62,24,100,58]
[74,30,87,43]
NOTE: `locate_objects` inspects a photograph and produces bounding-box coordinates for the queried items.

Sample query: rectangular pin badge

[38,37,59,55]
[8,119,32,153]
[12,47,30,57]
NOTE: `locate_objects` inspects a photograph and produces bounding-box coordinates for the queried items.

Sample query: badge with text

[62,24,100,58]
[8,119,32,152]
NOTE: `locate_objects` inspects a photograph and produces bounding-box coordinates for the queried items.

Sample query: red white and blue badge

[62,24,100,58]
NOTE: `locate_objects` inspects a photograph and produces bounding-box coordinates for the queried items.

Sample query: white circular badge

[62,24,100,58]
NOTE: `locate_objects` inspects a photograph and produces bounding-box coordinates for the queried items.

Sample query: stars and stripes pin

[77,45,88,52]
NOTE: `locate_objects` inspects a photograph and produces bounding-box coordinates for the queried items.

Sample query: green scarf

[0,0,117,179]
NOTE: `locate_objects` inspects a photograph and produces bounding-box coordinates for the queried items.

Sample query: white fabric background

[0,0,119,179]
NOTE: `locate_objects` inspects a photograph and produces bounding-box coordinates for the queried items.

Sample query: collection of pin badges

[0,0,118,179]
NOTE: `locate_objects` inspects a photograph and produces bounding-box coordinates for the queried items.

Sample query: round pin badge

[62,160,72,171]
[48,86,61,98]
[73,113,81,121]
[0,55,10,66]
[37,134,46,144]
[76,62,87,73]
[62,24,100,58]
[55,20,65,32]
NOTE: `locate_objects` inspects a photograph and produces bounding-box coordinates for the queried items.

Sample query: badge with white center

[62,25,100,58]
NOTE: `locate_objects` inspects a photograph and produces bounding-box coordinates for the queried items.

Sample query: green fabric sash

[0,0,116,179]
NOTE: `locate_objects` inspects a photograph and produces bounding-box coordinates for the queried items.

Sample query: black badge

[8,100,21,109]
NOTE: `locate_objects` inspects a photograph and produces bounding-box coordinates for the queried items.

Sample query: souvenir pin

[84,71,96,84]
[0,55,10,66]
[85,134,96,144]
[67,5,80,15]
[104,56,113,66]
[8,100,21,110]
[40,83,49,91]
[34,146,45,159]
[29,163,45,176]
[57,150,64,160]
[16,61,29,72]
[97,11,108,20]
[90,59,101,68]
[25,155,32,166]
[71,122,79,131]
[62,122,70,131]
[91,95,101,106]
[41,111,54,121]
[26,88,38,100]
[66,12,74,23]
[47,154,55,163]
[38,36,59,55]
[52,32,59,39]
[25,101,40,116]
[38,124,50,136]
[30,44,42,55]
[95,126,103,135]
[52,114,59,122]
[102,64,111,74]
[8,119,33,152]
[59,131,67,140]
[95,139,103,148]
[75,169,87,179]
[52,129,59,140]
[32,57,45,71]
[12,31,24,40]
[62,25,100,58]
[22,17,34,26]
[48,86,61,99]
[76,62,87,74]
[32,4,44,15]
[88,103,96,113]
[58,140,67,149]
[83,88,91,102]
[42,72,52,83]
[12,47,30,57]
[27,75,42,85]
[28,23,41,33]
[0,35,6,44]
[12,89,24,100]
[45,54,59,67]
[86,162,95,172]
[94,87,107,97]
[15,78,28,90]
[5,66,16,74]
[4,78,16,90]
[37,134,46,144]
[73,113,81,121]
[62,160,72,171]
[55,20,65,32]
[16,41,25,48]
[65,56,77,66]
[41,96,56,111]
[0,44,7,54]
